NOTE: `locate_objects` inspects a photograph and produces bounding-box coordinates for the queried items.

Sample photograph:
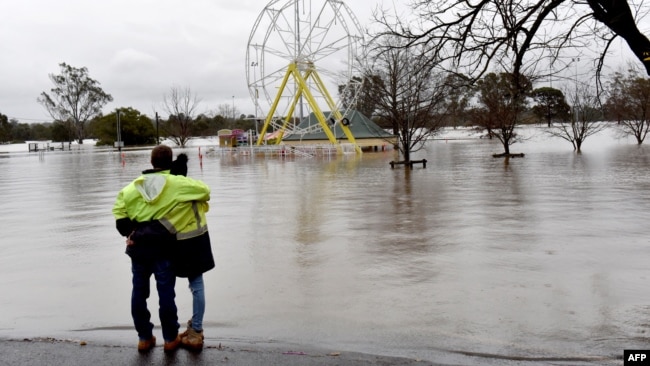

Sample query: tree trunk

[76,122,84,144]
[403,144,411,162]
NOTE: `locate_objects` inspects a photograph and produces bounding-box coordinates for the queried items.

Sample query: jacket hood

[134,173,168,203]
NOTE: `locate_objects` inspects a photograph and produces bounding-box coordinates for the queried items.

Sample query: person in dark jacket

[128,153,214,351]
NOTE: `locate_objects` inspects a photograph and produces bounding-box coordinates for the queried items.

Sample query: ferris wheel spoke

[267,12,299,58]
[301,5,345,55]
[304,36,351,61]
[263,45,296,61]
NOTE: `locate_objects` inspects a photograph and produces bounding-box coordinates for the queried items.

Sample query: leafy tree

[210,114,228,132]
[0,113,10,143]
[604,67,650,144]
[472,72,532,156]
[531,87,571,127]
[10,121,32,142]
[90,107,155,146]
[191,112,254,137]
[191,114,211,137]
[161,86,201,147]
[37,62,113,143]
[440,73,473,128]
[51,121,71,142]
[338,75,383,118]
[548,84,607,151]
[29,123,51,140]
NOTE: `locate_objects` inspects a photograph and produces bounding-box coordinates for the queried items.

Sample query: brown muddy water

[0,127,649,365]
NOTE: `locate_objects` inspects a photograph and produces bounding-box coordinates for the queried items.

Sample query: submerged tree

[548,84,607,152]
[366,36,454,162]
[161,86,201,147]
[38,63,113,144]
[472,72,532,156]
[604,67,650,144]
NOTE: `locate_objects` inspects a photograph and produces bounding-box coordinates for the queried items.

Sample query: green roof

[283,110,395,141]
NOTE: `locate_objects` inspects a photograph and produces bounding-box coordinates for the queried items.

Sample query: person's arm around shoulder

[177,175,210,202]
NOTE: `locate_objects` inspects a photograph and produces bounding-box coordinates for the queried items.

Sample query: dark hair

[170,153,188,176]
[150,145,173,170]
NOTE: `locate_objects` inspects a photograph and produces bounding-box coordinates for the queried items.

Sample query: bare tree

[604,66,650,144]
[366,36,453,162]
[161,86,201,147]
[588,0,650,75]
[216,103,240,126]
[38,63,113,143]
[547,84,607,151]
[374,0,650,85]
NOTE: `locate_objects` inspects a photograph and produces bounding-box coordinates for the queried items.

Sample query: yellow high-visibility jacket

[113,170,210,232]
[114,170,214,275]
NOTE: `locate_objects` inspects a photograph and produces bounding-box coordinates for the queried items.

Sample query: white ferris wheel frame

[246,0,366,132]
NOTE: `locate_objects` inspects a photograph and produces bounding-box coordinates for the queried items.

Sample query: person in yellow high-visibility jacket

[113,145,210,353]
[120,152,214,351]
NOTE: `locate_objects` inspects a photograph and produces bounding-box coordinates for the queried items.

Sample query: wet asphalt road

[0,337,445,366]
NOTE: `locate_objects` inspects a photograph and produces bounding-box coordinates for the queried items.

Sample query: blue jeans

[131,258,179,342]
[188,274,205,331]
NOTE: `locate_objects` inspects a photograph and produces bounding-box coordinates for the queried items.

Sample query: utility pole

[115,109,122,152]
[572,57,580,123]
[155,112,159,144]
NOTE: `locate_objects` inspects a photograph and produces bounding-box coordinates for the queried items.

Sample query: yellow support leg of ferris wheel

[255,62,362,154]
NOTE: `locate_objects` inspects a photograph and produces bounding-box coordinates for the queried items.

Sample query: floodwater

[1,127,649,365]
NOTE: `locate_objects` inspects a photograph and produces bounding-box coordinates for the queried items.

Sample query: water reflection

[0,131,649,364]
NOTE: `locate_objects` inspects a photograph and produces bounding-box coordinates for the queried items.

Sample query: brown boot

[180,320,204,340]
[179,319,192,339]
[180,326,204,351]
[163,334,181,353]
[137,336,156,352]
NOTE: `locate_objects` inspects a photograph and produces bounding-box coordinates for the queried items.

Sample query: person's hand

[126,231,135,246]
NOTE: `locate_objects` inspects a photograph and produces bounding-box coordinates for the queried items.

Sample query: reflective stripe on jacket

[159,200,210,240]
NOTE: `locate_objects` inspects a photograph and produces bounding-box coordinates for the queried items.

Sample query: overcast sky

[1,0,641,124]
[1,0,404,123]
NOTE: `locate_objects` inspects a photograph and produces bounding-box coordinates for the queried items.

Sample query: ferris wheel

[246,0,366,150]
